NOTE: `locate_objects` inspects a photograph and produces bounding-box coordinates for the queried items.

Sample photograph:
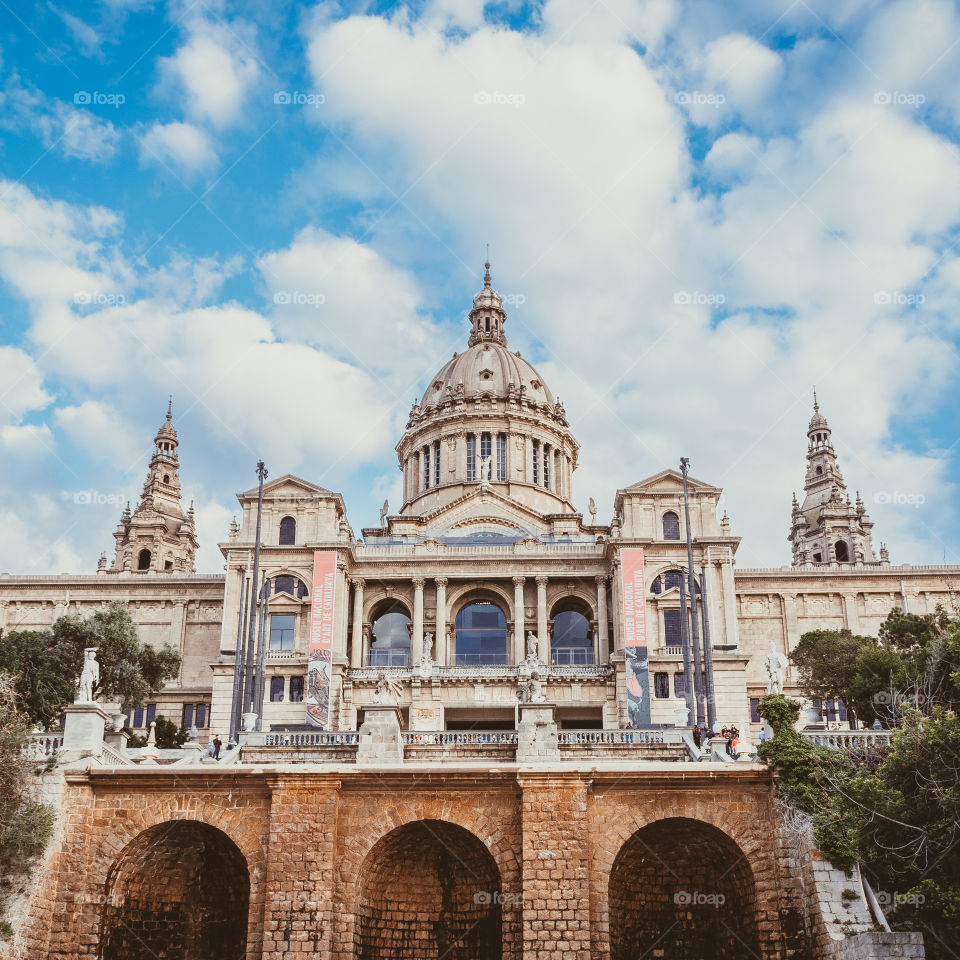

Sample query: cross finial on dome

[167,395,173,422]
[813,385,818,412]
[483,259,491,289]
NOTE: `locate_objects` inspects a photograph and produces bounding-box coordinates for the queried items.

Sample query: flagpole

[242,461,267,725]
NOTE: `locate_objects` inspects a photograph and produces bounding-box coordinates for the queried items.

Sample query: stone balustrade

[801,729,893,754]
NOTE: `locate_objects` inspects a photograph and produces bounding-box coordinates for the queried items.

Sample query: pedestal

[357,704,403,764]
[60,702,111,761]
[516,701,560,762]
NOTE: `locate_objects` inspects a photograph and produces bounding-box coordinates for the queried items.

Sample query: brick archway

[608,817,760,960]
[97,820,249,960]
[356,819,502,960]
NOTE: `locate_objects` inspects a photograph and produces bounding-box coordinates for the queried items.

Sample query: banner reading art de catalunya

[621,547,652,727]
[305,550,336,728]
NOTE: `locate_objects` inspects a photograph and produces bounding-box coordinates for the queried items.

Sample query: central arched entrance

[357,819,502,959]
[609,817,759,960]
[98,820,249,960]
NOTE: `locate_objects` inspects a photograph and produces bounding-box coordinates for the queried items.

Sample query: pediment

[239,473,336,501]
[421,488,548,534]
[621,469,721,496]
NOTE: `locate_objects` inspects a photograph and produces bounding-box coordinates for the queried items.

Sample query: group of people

[690,723,743,758]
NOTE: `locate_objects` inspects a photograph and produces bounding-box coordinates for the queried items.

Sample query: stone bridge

[18,761,809,960]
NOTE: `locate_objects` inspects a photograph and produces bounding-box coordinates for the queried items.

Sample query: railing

[24,732,63,759]
[402,730,518,746]
[558,729,676,745]
[260,731,359,747]
[99,743,133,766]
[551,647,595,666]
[354,541,605,557]
[802,730,893,753]
[267,649,299,660]
[348,664,612,680]
[664,646,682,656]
[369,650,411,667]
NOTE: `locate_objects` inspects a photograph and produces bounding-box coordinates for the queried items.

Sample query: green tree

[152,716,187,749]
[0,673,54,934]
[0,601,181,726]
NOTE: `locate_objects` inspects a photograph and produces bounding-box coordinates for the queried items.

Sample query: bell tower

[108,400,199,573]
[788,392,879,565]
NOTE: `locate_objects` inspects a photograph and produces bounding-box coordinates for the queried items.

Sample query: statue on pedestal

[75,647,100,703]
[765,640,788,695]
[373,671,402,705]
[525,631,540,662]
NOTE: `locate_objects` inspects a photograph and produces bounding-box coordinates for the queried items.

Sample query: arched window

[137,548,151,571]
[651,570,690,594]
[370,602,411,667]
[272,576,307,598]
[816,466,823,475]
[163,473,170,483]
[551,609,594,665]
[279,516,296,545]
[835,540,850,562]
[662,511,680,540]
[455,602,507,666]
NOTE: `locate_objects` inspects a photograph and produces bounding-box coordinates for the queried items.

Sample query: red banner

[621,547,651,726]
[305,550,336,728]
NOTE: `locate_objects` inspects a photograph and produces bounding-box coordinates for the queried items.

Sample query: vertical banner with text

[621,547,652,727]
[306,550,336,728]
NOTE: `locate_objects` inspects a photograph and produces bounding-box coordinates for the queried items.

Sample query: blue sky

[0,0,959,572]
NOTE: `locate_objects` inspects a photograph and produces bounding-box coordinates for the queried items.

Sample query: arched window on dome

[466,435,476,481]
[835,540,850,562]
[497,434,507,482]
[423,446,431,489]
[137,548,151,571]
[433,442,441,487]
[662,512,680,540]
[542,443,550,489]
[279,516,296,545]
[455,602,507,666]
[532,440,540,485]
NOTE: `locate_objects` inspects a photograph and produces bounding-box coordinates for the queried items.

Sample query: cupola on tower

[395,264,579,523]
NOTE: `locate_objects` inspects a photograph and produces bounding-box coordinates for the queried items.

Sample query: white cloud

[54,401,142,471]
[139,121,219,174]
[0,346,52,422]
[703,33,783,109]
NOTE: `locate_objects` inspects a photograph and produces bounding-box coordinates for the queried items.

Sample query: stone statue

[765,640,788,695]
[588,497,597,524]
[528,669,546,703]
[526,631,539,661]
[379,499,389,529]
[75,647,100,703]
[479,455,492,485]
[422,632,434,660]
[373,671,402,705]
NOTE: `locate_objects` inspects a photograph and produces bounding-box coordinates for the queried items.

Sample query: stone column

[263,775,341,956]
[333,560,348,660]
[536,576,549,662]
[596,575,609,663]
[350,578,364,668]
[611,557,621,652]
[518,773,591,959]
[457,431,466,480]
[513,576,526,664]
[412,577,425,662]
[435,577,448,665]
[474,431,482,481]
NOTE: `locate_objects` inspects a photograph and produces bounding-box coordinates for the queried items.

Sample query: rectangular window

[654,672,670,698]
[497,434,506,481]
[663,609,682,645]
[837,698,848,722]
[434,442,441,486]
[270,676,284,702]
[543,445,550,489]
[182,703,194,729]
[195,703,207,728]
[423,446,430,489]
[467,435,476,481]
[132,707,144,729]
[532,440,539,484]
[290,676,305,702]
[146,703,156,726]
[269,614,295,650]
[750,698,760,723]
[673,673,686,697]
[554,450,561,492]
[480,432,491,462]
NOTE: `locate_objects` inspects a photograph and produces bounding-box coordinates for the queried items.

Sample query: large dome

[420,342,556,409]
